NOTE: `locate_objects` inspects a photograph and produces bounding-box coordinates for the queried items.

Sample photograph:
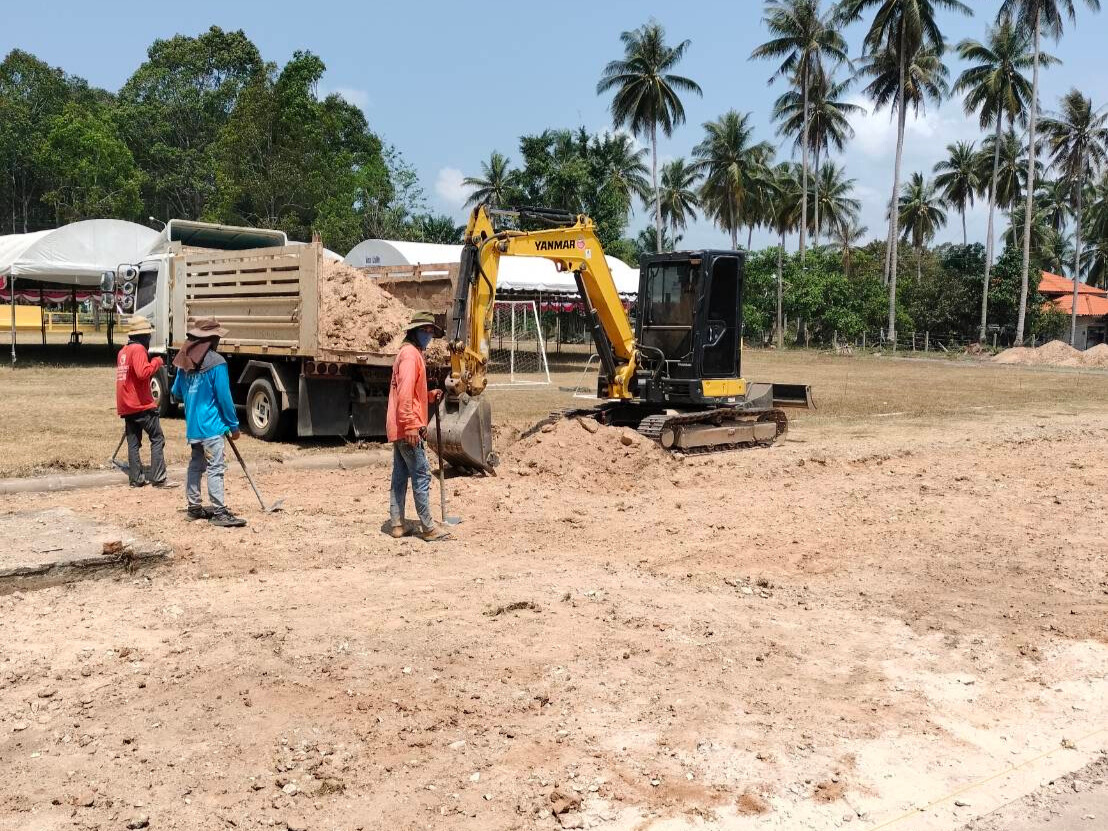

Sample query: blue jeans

[390,440,434,531]
[187,437,226,510]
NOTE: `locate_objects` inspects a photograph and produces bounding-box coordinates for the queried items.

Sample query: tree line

[0,27,462,255]
[465,0,1106,347]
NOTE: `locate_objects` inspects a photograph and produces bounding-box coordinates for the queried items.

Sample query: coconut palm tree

[933,142,980,245]
[597,22,703,252]
[953,19,1045,341]
[692,111,776,249]
[590,132,652,209]
[767,162,803,347]
[1037,179,1074,233]
[772,68,865,244]
[996,0,1102,343]
[463,151,515,208]
[856,38,951,338]
[899,172,948,281]
[978,131,1040,212]
[1040,88,1108,344]
[812,162,862,241]
[1040,227,1076,275]
[1087,171,1108,286]
[752,0,850,259]
[836,0,971,342]
[654,157,702,241]
[829,219,870,276]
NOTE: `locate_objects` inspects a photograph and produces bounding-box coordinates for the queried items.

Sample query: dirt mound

[994,340,1083,368]
[318,261,448,363]
[503,416,673,491]
[1081,343,1108,368]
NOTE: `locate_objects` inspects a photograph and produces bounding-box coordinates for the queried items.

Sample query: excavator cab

[634,251,745,406]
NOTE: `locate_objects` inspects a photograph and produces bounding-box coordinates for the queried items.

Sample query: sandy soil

[2,383,1107,830]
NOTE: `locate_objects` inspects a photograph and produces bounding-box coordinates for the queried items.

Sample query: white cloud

[329,86,371,111]
[435,167,469,209]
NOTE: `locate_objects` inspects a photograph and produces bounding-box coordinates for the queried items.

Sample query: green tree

[654,158,701,242]
[1037,178,1073,232]
[36,101,143,223]
[463,151,514,208]
[812,161,861,243]
[996,0,1102,343]
[692,111,775,249]
[597,22,702,252]
[767,162,803,345]
[954,18,1044,341]
[118,26,263,222]
[899,172,948,281]
[1086,170,1108,286]
[753,0,849,257]
[590,132,651,209]
[837,0,970,342]
[933,141,979,245]
[1040,88,1108,343]
[410,214,464,244]
[828,219,870,276]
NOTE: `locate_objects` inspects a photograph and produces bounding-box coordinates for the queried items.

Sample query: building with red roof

[1039,272,1108,348]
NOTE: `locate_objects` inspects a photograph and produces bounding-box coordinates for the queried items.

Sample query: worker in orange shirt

[115,315,175,488]
[386,311,450,541]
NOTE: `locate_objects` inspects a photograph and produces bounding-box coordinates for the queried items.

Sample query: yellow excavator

[436,205,813,473]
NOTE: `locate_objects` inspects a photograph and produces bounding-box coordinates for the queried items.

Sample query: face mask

[415,330,433,350]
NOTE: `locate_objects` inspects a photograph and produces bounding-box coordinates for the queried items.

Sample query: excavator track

[523,405,789,455]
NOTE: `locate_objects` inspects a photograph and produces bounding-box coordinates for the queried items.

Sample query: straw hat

[127,315,154,336]
[186,317,229,338]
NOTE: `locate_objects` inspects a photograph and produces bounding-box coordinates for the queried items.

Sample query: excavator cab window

[700,255,741,378]
[640,260,697,377]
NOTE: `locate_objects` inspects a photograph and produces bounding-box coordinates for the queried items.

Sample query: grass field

[2,346,1107,478]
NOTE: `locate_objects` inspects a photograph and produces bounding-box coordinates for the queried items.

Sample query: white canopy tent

[344,239,640,296]
[0,220,160,285]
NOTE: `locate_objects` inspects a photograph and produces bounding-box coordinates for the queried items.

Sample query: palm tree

[463,151,514,208]
[1087,171,1108,286]
[899,172,949,281]
[856,38,951,339]
[812,162,862,241]
[933,142,979,245]
[412,214,464,244]
[767,163,803,347]
[654,157,702,241]
[829,219,870,275]
[1040,88,1108,344]
[1040,227,1076,275]
[772,67,865,244]
[997,0,1102,343]
[597,22,703,252]
[837,0,970,343]
[1003,199,1052,252]
[591,132,652,209]
[954,18,1044,341]
[635,226,682,256]
[978,131,1040,212]
[752,0,849,259]
[1038,179,1073,232]
[692,111,775,249]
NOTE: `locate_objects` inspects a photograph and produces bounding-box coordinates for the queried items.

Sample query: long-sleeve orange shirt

[115,342,163,416]
[386,343,428,442]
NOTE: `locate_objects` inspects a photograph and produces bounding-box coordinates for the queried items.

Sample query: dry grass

[3,346,1107,479]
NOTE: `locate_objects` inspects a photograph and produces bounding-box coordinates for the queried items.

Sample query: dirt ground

[2,352,1108,831]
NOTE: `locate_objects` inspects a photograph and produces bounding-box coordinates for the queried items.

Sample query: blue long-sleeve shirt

[171,351,240,442]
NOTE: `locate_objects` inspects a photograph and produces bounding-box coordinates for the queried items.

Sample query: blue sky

[4,0,1106,253]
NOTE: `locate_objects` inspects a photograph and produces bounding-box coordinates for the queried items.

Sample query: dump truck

[120,220,455,440]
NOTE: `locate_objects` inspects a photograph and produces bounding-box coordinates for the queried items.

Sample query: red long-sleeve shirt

[116,342,163,417]
[386,343,428,442]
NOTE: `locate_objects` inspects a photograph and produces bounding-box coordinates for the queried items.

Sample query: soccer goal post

[487,300,552,387]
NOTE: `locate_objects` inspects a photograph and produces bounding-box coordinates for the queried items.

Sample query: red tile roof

[1047,291,1108,317]
[1039,271,1107,297]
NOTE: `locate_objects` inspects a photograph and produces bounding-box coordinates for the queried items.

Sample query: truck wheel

[151,367,176,418]
[246,377,287,441]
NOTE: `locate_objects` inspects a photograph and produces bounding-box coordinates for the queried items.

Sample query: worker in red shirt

[115,316,174,488]
[386,311,450,541]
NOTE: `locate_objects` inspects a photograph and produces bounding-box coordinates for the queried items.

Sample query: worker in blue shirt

[171,317,246,528]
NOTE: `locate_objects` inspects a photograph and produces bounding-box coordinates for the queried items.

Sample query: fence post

[912,331,916,352]
[862,332,867,350]
[992,332,997,350]
[925,331,929,352]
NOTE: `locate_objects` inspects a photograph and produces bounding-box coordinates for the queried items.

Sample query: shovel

[110,431,128,472]
[226,435,285,513]
[433,401,462,526]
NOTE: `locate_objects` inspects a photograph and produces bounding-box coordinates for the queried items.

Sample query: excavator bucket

[434,395,498,474]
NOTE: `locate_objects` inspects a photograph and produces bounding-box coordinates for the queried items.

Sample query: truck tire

[246,377,287,441]
[151,366,175,418]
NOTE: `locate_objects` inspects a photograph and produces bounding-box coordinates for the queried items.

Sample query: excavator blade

[434,396,498,474]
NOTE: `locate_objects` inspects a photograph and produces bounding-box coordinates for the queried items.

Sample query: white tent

[0,220,160,286]
[344,239,640,296]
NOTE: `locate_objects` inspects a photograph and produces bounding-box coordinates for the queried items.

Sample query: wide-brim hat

[127,315,154,336]
[186,317,229,339]
[404,310,444,337]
